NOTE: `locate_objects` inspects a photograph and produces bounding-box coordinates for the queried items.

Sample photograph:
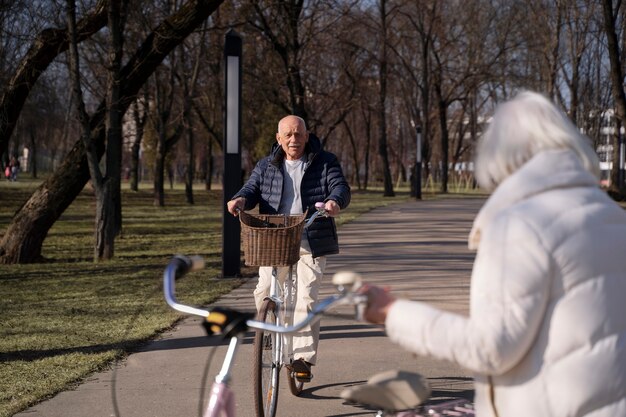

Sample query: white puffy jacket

[385,149,626,417]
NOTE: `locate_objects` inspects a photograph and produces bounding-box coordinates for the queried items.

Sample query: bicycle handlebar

[163,255,366,337]
[304,202,328,229]
[233,202,329,229]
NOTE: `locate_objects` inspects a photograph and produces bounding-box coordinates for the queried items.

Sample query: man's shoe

[290,358,313,382]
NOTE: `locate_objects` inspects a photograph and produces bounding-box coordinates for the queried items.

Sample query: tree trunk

[436,91,449,194]
[377,0,394,197]
[97,0,126,260]
[95,180,119,260]
[29,126,38,179]
[601,0,626,195]
[343,119,362,190]
[129,98,146,192]
[0,0,225,264]
[362,106,372,191]
[129,134,141,191]
[0,138,101,263]
[185,120,195,204]
[205,138,213,191]
[378,95,394,196]
[154,142,166,207]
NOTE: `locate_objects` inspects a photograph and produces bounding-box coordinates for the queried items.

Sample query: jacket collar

[468,149,600,250]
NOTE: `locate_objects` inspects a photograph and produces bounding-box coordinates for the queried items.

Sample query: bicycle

[340,369,475,416]
[162,254,366,417]
[236,203,329,417]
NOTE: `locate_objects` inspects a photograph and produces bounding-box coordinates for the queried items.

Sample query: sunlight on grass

[0,177,415,416]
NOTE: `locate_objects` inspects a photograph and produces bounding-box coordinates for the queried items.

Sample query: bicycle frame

[163,255,364,417]
[204,336,240,417]
[260,203,330,373]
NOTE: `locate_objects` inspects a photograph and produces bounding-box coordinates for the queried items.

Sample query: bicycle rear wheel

[253,299,281,417]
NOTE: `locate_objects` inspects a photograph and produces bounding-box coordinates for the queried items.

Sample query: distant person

[361,91,626,416]
[9,156,18,181]
[227,115,350,381]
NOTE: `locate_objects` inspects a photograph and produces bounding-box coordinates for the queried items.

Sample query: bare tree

[246,0,309,119]
[0,0,225,264]
[128,92,149,191]
[180,26,206,204]
[373,0,395,196]
[66,0,127,261]
[601,0,626,195]
[0,0,108,160]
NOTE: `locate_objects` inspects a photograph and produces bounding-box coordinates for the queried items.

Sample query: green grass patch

[0,177,413,417]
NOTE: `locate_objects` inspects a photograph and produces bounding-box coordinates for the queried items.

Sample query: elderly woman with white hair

[362,91,626,416]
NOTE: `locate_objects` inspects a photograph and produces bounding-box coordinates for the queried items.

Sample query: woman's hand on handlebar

[359,284,397,325]
[227,197,246,216]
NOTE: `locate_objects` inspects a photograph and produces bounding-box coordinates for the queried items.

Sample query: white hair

[474,90,600,191]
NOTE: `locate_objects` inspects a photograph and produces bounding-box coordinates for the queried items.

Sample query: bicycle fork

[204,336,240,417]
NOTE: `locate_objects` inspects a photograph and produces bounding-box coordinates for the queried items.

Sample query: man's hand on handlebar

[227,197,246,216]
[323,200,340,217]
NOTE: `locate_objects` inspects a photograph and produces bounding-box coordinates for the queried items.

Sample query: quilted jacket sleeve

[230,158,268,210]
[385,213,552,375]
[324,153,350,209]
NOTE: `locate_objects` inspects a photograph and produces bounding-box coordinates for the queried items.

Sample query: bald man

[227,115,350,381]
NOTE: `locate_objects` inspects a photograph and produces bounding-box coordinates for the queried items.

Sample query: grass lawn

[0,176,417,417]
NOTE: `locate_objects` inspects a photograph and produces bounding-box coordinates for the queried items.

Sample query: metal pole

[222,29,242,278]
[416,126,422,200]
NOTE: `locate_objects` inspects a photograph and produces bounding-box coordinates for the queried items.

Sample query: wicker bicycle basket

[239,211,307,267]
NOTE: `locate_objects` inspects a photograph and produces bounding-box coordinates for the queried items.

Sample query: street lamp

[222,29,242,278]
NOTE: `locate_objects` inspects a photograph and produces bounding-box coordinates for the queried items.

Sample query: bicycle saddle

[340,370,431,412]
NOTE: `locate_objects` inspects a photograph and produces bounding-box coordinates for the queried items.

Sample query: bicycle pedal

[289,359,313,382]
[294,371,313,383]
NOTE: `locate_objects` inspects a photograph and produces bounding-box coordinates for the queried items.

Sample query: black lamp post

[222,29,242,278]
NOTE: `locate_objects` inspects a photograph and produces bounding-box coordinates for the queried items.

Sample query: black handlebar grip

[171,255,205,280]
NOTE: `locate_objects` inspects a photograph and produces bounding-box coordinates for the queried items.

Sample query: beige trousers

[254,242,326,365]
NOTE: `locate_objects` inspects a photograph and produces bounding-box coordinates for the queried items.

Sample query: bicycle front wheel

[253,299,281,417]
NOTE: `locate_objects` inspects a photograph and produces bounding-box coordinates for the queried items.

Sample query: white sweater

[385,149,626,417]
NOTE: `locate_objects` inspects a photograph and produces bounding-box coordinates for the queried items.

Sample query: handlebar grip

[332,270,362,288]
[171,255,205,280]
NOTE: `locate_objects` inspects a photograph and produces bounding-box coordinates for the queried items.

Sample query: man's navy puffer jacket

[232,134,351,258]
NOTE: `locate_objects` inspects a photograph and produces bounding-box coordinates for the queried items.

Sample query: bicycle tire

[253,299,281,417]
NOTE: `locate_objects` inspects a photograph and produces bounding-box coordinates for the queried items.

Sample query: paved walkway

[16,197,486,417]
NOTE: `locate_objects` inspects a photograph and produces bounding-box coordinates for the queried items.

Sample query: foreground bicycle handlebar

[162,256,474,416]
[163,255,367,417]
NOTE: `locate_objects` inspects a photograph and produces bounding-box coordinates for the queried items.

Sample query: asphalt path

[15,197,486,417]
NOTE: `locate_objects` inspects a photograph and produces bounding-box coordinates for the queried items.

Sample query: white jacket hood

[468,149,598,250]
